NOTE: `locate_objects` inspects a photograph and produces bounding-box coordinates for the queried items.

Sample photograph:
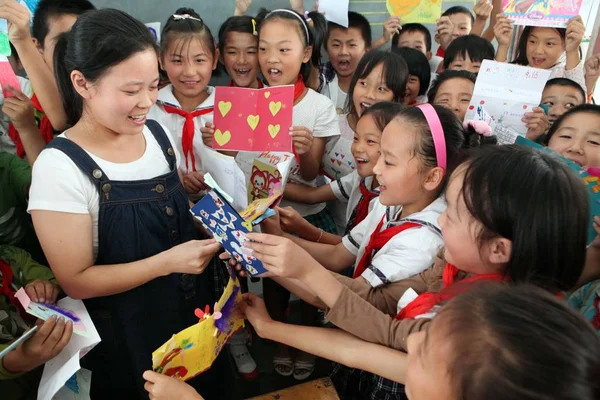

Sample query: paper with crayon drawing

[152,274,244,380]
[464,60,550,137]
[501,0,582,28]
[515,135,600,246]
[386,0,442,24]
[213,85,294,152]
[191,189,282,276]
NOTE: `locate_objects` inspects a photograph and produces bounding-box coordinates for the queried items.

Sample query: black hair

[391,22,432,52]
[346,50,408,115]
[9,43,19,63]
[543,77,586,103]
[428,70,476,104]
[32,0,95,48]
[458,145,587,291]
[545,104,600,144]
[160,8,216,59]
[360,101,404,133]
[392,104,496,193]
[442,6,475,24]
[256,8,318,84]
[443,34,495,70]
[325,11,372,48]
[512,26,566,66]
[392,47,431,96]
[439,284,600,400]
[217,15,257,56]
[54,9,158,126]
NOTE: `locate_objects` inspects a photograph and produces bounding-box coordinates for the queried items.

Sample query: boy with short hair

[443,34,495,74]
[392,23,443,79]
[435,6,475,59]
[541,78,586,126]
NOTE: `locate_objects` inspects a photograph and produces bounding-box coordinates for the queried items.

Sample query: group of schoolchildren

[0,0,599,399]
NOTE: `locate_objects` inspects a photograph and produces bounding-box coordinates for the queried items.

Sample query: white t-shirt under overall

[342,197,446,287]
[148,85,214,174]
[28,124,180,260]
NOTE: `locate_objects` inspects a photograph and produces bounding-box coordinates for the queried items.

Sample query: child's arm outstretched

[240,292,408,384]
[277,206,343,245]
[482,0,502,40]
[493,14,513,62]
[0,1,68,130]
[471,0,494,37]
[565,16,584,71]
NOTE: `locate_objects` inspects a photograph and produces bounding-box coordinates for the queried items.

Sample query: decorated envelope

[502,0,582,28]
[191,190,277,276]
[152,274,244,380]
[386,0,442,24]
[515,135,600,246]
[464,60,550,136]
[213,85,294,152]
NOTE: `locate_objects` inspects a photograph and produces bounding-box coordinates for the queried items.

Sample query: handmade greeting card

[323,128,356,180]
[200,147,248,211]
[152,274,244,380]
[247,159,293,204]
[501,0,582,28]
[213,85,294,152]
[14,288,89,337]
[386,0,442,24]
[191,190,282,276]
[514,135,600,246]
[0,56,20,100]
[464,60,551,137]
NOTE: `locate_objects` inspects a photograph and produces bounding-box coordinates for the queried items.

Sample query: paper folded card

[191,189,282,276]
[0,56,20,100]
[501,0,582,28]
[152,274,244,380]
[213,85,294,152]
[386,0,442,24]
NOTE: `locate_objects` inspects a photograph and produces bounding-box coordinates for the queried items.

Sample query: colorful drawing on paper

[323,136,355,180]
[14,288,89,337]
[386,0,442,24]
[248,159,283,203]
[515,135,600,246]
[152,274,245,380]
[213,85,294,152]
[501,0,582,27]
[191,190,281,276]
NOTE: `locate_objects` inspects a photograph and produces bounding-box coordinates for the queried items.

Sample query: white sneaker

[229,343,258,380]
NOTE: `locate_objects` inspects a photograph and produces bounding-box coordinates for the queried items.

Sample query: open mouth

[359,102,372,114]
[268,68,282,79]
[531,57,546,66]
[234,68,252,77]
[337,60,351,70]
[355,157,370,165]
[128,114,147,124]
[181,80,200,88]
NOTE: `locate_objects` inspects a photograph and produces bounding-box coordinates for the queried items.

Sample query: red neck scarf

[0,259,22,313]
[354,179,378,228]
[228,79,264,89]
[353,217,421,279]
[293,75,306,103]
[436,47,445,58]
[8,94,54,158]
[395,263,506,320]
[161,104,213,171]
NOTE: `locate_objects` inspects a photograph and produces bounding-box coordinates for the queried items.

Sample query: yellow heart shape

[269,101,282,117]
[268,124,281,139]
[214,129,232,147]
[264,91,271,99]
[247,115,260,131]
[242,221,253,231]
[218,101,232,117]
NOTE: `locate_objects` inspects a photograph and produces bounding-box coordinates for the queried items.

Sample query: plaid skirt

[304,207,338,235]
[331,364,408,400]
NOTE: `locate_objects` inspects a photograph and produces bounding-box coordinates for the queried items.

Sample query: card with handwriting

[213,85,294,152]
[502,0,582,28]
[464,60,550,136]
[386,0,442,24]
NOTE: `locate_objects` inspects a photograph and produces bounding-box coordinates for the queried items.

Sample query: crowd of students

[0,0,599,399]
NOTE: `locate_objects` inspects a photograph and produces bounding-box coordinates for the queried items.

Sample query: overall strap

[46,138,109,190]
[145,119,177,171]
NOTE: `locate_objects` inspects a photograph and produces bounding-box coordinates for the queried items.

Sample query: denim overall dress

[46,121,232,399]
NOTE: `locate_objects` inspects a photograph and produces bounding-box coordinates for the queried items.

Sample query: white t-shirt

[148,85,215,174]
[342,197,446,287]
[28,124,180,260]
[236,89,340,217]
[321,74,347,114]
[323,114,356,180]
[0,77,33,154]
[429,56,443,75]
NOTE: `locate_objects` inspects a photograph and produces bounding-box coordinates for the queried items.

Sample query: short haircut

[326,11,372,48]
[392,47,431,96]
[428,70,477,104]
[544,78,586,102]
[32,0,95,47]
[392,23,432,52]
[443,34,495,69]
[442,6,475,24]
[545,104,600,144]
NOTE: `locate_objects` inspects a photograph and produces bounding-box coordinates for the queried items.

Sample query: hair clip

[172,14,203,23]
[252,18,257,36]
[463,120,492,137]
[303,11,312,23]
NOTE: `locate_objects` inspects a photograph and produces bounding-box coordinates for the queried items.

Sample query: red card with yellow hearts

[213,85,294,152]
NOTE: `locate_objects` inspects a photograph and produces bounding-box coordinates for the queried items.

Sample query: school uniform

[148,85,215,174]
[28,121,232,399]
[548,61,587,96]
[330,171,378,235]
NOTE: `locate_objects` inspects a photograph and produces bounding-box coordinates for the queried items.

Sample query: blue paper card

[515,136,600,246]
[191,190,268,276]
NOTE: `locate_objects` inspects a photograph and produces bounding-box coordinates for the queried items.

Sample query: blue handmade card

[191,190,280,276]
